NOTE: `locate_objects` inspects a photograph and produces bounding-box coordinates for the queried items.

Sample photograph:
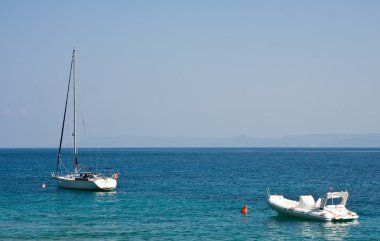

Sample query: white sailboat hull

[54,175,117,191]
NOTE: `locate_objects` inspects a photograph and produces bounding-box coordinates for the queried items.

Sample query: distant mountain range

[82,134,380,148]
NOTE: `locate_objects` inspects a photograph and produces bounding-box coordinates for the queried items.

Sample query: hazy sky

[1,1,380,147]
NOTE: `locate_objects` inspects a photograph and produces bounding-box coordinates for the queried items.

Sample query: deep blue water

[0,148,379,240]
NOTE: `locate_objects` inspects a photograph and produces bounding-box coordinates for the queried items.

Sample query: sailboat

[52,50,118,191]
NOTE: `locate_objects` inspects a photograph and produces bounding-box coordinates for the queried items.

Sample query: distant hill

[82,134,380,148]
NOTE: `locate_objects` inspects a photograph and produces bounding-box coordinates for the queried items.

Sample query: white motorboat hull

[54,176,117,191]
[267,198,332,221]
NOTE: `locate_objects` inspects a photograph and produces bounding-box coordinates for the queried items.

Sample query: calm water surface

[0,148,379,240]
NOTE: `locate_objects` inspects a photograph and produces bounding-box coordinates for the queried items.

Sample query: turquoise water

[0,148,379,240]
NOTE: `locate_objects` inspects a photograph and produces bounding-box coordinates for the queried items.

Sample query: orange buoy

[241,204,248,214]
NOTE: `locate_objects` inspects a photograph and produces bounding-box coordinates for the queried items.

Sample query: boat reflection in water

[266,214,358,240]
[319,220,359,240]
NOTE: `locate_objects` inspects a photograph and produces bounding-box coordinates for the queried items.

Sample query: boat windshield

[320,192,348,209]
[326,197,343,206]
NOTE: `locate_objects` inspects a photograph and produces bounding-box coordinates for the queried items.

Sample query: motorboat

[267,190,359,221]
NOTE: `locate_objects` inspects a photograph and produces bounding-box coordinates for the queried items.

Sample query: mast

[56,50,75,173]
[73,49,78,174]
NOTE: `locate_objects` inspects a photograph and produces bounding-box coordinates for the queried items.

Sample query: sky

[1,1,380,147]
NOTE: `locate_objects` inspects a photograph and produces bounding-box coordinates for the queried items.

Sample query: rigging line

[82,112,94,168]
[96,147,99,173]
[56,51,74,173]
[78,71,94,170]
[60,156,70,174]
[99,148,112,172]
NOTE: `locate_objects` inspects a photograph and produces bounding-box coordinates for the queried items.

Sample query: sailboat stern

[94,177,117,191]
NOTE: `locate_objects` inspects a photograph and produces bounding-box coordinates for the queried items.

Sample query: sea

[0,148,379,240]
